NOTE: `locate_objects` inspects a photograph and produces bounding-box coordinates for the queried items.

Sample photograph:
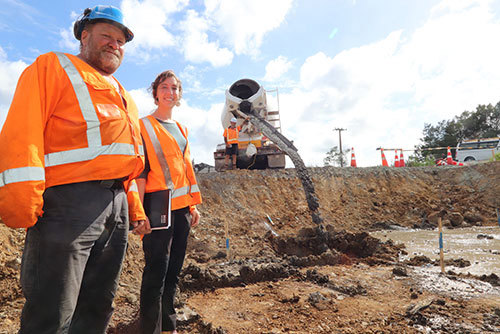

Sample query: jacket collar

[65,53,124,92]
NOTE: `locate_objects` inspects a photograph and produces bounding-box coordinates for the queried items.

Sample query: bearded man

[0,5,150,333]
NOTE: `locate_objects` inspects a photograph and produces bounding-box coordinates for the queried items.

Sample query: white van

[456,137,500,162]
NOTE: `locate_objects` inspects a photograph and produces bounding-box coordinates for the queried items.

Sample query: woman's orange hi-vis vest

[140,116,202,211]
[0,52,146,228]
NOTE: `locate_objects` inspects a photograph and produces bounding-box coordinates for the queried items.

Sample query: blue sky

[1,0,500,167]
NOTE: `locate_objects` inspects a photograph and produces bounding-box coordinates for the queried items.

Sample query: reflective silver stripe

[138,144,144,156]
[142,117,175,190]
[190,183,200,194]
[45,143,136,167]
[172,184,200,199]
[54,52,101,147]
[0,167,45,187]
[128,182,138,193]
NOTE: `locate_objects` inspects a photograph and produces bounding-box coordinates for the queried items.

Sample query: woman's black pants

[139,205,191,333]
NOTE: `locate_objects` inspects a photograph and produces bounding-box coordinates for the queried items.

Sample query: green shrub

[406,155,436,167]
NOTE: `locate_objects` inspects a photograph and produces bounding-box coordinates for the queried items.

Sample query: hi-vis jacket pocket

[96,104,122,119]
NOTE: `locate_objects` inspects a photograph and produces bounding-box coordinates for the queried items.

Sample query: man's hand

[130,217,152,235]
[190,208,200,227]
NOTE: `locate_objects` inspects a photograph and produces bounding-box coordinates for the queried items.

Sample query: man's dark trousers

[19,180,129,334]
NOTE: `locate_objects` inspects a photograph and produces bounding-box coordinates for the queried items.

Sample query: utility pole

[334,128,347,167]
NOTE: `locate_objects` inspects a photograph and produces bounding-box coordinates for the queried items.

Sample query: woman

[136,70,202,334]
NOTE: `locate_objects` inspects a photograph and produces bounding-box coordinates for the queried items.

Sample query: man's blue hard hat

[74,5,134,42]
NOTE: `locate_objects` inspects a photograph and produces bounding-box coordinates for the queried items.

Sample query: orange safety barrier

[381,148,389,167]
[350,147,357,167]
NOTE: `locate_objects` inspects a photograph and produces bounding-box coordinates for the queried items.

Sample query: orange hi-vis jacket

[140,116,202,211]
[223,126,241,145]
[0,52,146,228]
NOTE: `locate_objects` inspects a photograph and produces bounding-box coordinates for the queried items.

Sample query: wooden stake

[438,217,445,274]
[224,219,231,260]
[496,208,500,227]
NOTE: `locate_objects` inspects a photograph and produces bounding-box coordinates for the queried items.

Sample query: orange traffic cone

[399,150,405,167]
[436,159,447,166]
[450,160,464,166]
[394,149,400,167]
[381,149,389,167]
[350,147,357,167]
[446,146,453,165]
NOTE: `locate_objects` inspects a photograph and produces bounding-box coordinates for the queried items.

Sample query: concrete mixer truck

[213,79,286,171]
[213,78,324,225]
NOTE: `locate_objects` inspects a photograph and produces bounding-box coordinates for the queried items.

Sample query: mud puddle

[371,226,500,276]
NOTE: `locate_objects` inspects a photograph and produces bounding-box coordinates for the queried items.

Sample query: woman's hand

[131,217,152,235]
[190,208,200,227]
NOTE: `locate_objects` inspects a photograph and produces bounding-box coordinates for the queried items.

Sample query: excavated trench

[178,226,403,292]
[110,226,404,334]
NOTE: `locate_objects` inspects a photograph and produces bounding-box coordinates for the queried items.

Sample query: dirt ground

[0,162,499,333]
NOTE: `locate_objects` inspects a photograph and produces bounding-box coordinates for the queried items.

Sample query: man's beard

[82,41,122,75]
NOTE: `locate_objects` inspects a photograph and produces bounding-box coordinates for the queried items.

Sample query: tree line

[412,101,500,163]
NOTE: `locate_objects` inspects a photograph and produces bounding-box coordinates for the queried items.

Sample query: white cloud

[179,10,233,67]
[179,102,225,165]
[129,88,156,118]
[57,0,291,67]
[121,0,186,53]
[58,11,81,52]
[430,0,489,15]
[180,65,227,98]
[263,56,292,82]
[277,0,500,167]
[204,0,293,56]
[56,1,187,63]
[59,27,79,52]
[119,0,236,66]
[180,65,204,93]
[0,47,28,127]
